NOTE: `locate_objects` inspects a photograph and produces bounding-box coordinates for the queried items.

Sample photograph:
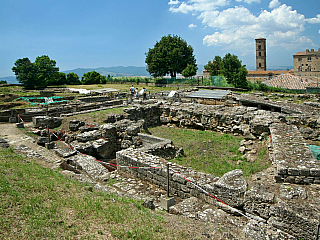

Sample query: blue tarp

[309,145,320,160]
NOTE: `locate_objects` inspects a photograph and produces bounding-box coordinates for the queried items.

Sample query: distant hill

[63,65,206,77]
[63,66,151,77]
[0,76,18,84]
[1,65,292,85]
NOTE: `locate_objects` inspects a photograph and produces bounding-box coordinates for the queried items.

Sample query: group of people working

[130,85,147,100]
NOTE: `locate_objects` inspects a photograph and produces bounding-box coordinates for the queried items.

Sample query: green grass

[0,86,40,96]
[149,126,270,177]
[0,147,188,239]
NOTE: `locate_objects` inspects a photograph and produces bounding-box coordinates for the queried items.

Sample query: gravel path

[0,123,62,168]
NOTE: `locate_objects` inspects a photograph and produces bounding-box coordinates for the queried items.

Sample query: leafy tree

[55,72,67,85]
[33,55,59,87]
[182,64,198,78]
[12,55,59,89]
[100,75,107,84]
[221,53,248,88]
[66,72,80,85]
[81,71,103,85]
[205,53,248,88]
[204,56,223,76]
[145,34,197,78]
[0,80,7,84]
[12,57,37,89]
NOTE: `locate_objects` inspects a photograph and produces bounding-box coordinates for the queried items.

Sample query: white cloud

[306,14,320,24]
[199,6,256,28]
[169,1,319,53]
[319,30,320,34]
[235,0,260,3]
[244,0,260,3]
[169,0,228,13]
[269,0,281,9]
[168,0,180,5]
[188,23,197,28]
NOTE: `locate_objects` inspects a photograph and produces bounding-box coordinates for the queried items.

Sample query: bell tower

[255,38,266,71]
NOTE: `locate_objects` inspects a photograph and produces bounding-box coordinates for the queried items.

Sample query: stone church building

[293,48,320,78]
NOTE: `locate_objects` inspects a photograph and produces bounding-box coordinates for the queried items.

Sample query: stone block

[45,142,55,150]
[9,117,17,123]
[16,122,24,128]
[274,175,284,183]
[54,148,77,158]
[284,176,296,183]
[37,137,49,146]
[92,139,115,159]
[160,196,175,211]
[299,168,310,176]
[277,166,287,175]
[287,168,299,176]
[310,168,320,177]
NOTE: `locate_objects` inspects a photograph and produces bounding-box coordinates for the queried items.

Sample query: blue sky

[0,0,319,77]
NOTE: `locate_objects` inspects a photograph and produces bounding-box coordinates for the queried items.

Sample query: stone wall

[269,123,320,184]
[116,149,247,208]
[116,148,319,239]
[0,100,123,122]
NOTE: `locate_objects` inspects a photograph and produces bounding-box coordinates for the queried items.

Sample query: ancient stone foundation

[117,149,247,208]
[270,123,320,184]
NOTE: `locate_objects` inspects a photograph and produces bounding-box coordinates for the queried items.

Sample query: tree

[33,55,59,87]
[182,64,198,78]
[12,57,37,89]
[205,53,248,88]
[204,56,223,76]
[55,72,67,85]
[0,80,7,84]
[100,75,107,84]
[145,34,197,78]
[81,71,103,85]
[66,72,80,85]
[12,55,59,89]
[221,53,248,88]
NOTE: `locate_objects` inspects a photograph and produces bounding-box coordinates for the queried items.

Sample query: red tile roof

[261,73,317,90]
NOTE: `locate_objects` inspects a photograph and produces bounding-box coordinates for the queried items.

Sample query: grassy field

[0,147,204,239]
[149,125,270,178]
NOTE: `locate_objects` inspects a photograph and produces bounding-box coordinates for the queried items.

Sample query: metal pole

[47,123,50,144]
[167,162,170,198]
[316,219,320,240]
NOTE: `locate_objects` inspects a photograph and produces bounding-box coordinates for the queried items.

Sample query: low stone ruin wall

[269,123,320,184]
[0,99,123,122]
[78,96,111,103]
[116,149,319,239]
[138,133,183,159]
[124,102,320,141]
[117,149,247,208]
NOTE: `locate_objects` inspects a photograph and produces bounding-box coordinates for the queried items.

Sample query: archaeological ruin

[1,87,320,239]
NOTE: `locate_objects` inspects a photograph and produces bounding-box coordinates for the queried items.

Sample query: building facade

[293,49,320,78]
[255,38,267,71]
